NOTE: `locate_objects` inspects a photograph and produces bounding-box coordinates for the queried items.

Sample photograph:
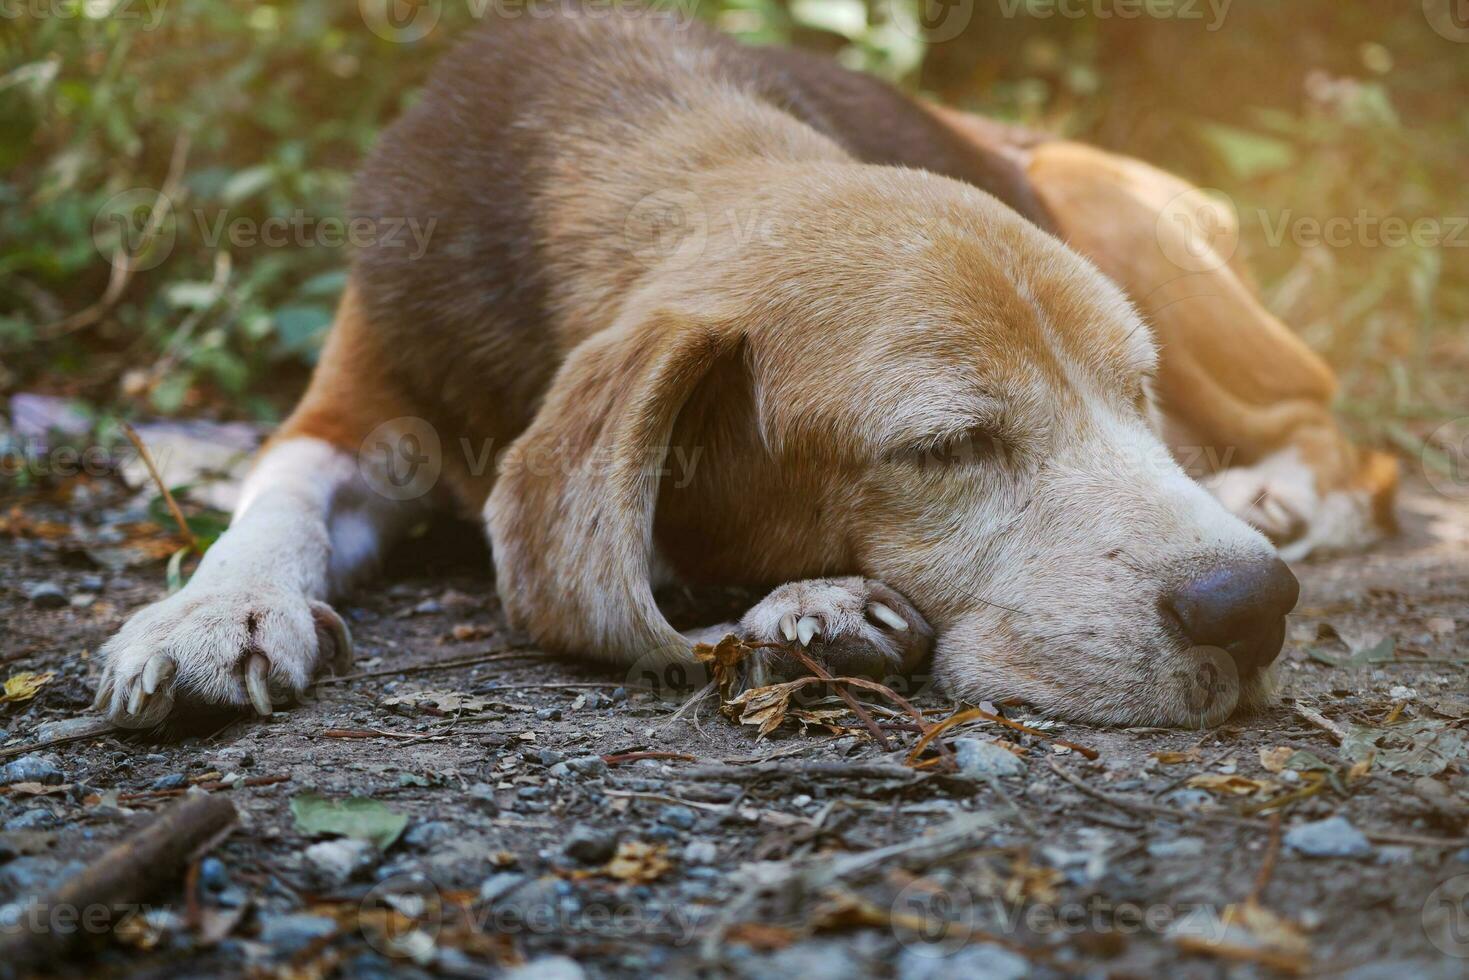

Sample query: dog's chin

[933,639,1279,730]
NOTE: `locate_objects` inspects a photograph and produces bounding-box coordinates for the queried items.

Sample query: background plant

[2,0,1464,459]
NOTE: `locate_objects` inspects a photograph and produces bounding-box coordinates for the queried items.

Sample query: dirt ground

[1,474,1466,979]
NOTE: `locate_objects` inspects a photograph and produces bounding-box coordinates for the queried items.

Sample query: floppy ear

[486,309,739,667]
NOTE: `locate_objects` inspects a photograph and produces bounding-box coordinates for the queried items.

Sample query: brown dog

[94,10,1308,732]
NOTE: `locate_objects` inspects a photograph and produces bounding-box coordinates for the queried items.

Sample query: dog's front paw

[737,577,933,686]
[93,585,352,729]
[1206,462,1310,548]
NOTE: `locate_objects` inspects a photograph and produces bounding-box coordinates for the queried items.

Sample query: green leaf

[290,793,408,850]
[220,164,276,205]
[1195,122,1296,180]
[272,305,333,354]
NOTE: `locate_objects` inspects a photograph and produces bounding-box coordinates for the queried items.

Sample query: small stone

[1147,837,1205,859]
[0,857,86,899]
[257,913,338,954]
[504,956,586,980]
[657,805,697,831]
[78,574,105,593]
[403,820,455,850]
[547,763,571,779]
[1162,788,1213,809]
[411,599,444,616]
[564,756,608,779]
[304,838,378,883]
[198,856,229,892]
[26,582,67,608]
[0,756,62,786]
[611,687,628,703]
[897,942,1028,980]
[535,707,562,721]
[563,824,619,865]
[1284,816,1372,858]
[4,809,58,831]
[682,840,717,865]
[478,872,530,905]
[537,749,566,767]
[954,738,1026,778]
[150,773,188,790]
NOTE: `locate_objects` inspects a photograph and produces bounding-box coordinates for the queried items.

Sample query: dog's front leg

[689,577,935,687]
[93,437,416,727]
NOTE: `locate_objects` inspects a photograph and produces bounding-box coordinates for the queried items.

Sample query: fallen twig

[601,751,698,766]
[783,645,893,751]
[909,706,1099,765]
[1291,702,1349,743]
[675,760,927,784]
[0,722,118,760]
[120,421,196,550]
[314,648,538,685]
[1247,813,1283,905]
[0,792,236,970]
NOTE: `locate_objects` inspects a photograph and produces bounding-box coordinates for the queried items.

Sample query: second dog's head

[489,164,1297,728]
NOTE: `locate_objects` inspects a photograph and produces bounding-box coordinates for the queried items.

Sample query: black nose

[1162,557,1299,673]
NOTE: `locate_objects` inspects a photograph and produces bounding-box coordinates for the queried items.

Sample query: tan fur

[925,105,1397,554]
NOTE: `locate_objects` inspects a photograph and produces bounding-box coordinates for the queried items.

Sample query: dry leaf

[604,841,671,884]
[1226,900,1311,959]
[1258,746,1294,772]
[1004,856,1064,905]
[1152,748,1203,765]
[693,633,754,698]
[724,922,798,951]
[1186,774,1278,796]
[0,671,54,704]
[5,782,70,797]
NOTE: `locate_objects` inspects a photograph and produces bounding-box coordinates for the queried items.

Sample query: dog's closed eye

[890,425,1009,469]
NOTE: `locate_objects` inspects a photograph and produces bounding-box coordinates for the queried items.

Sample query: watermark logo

[359,417,443,501]
[1423,873,1469,958]
[892,879,977,956]
[1424,0,1469,42]
[1157,645,1240,729]
[623,645,711,703]
[881,0,976,42]
[1156,187,1239,274]
[1,0,168,29]
[360,0,442,42]
[359,875,444,959]
[994,0,1232,32]
[1423,417,1469,502]
[93,188,177,272]
[623,189,708,271]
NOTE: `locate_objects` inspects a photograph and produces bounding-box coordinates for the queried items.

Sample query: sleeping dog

[94,9,1316,731]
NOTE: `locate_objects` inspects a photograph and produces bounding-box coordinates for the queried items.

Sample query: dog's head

[489,164,1297,727]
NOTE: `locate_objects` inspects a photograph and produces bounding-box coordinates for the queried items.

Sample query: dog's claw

[126,681,145,717]
[92,666,114,713]
[245,653,274,717]
[796,615,821,646]
[868,602,908,631]
[141,654,175,695]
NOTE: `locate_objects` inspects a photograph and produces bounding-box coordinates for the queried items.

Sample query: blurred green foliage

[1,0,1464,445]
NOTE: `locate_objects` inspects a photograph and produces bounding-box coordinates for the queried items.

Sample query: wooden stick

[0,793,236,969]
[313,647,537,685]
[120,421,195,550]
[784,646,892,751]
[1247,812,1283,905]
